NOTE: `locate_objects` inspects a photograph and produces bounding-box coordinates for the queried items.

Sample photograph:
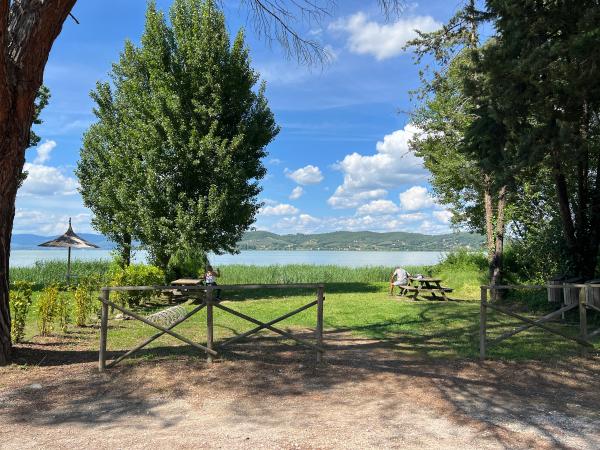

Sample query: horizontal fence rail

[98,283,325,371]
[479,284,599,360]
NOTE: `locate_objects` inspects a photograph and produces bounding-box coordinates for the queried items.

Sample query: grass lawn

[16,280,598,363]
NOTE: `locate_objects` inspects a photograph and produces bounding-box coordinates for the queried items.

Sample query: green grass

[11,256,599,362]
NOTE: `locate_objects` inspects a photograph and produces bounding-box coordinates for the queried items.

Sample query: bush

[166,247,208,283]
[111,264,165,306]
[73,277,98,327]
[38,284,60,336]
[9,281,34,343]
[57,290,70,333]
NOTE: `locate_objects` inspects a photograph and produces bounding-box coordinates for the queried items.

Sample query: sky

[15,0,462,237]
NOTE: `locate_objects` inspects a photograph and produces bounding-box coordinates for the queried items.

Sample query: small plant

[56,290,71,333]
[73,278,98,326]
[9,281,34,343]
[38,284,60,336]
[111,264,165,306]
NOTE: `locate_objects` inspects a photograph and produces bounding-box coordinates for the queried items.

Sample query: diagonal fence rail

[479,284,599,360]
[98,283,325,371]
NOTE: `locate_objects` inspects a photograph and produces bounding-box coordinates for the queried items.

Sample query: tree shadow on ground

[2,306,599,449]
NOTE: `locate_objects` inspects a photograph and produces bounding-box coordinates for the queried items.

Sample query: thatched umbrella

[38,218,100,283]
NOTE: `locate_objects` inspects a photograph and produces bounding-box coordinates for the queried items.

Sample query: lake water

[10,249,445,268]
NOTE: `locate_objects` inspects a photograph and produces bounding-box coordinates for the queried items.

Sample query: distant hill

[238,230,483,251]
[12,230,484,252]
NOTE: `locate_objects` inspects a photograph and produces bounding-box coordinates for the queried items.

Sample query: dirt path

[1,332,599,449]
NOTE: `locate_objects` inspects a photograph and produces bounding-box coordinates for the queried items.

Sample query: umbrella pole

[67,247,71,285]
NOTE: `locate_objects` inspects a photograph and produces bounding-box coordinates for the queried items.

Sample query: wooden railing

[479,284,600,360]
[98,283,325,371]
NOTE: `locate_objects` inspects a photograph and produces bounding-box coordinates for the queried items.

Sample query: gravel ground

[1,331,599,449]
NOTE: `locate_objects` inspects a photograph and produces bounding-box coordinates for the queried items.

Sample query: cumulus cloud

[260,203,300,216]
[328,125,427,209]
[399,186,436,211]
[289,186,304,200]
[33,140,57,164]
[433,209,453,224]
[14,210,92,235]
[356,199,399,216]
[285,165,324,185]
[19,163,79,197]
[330,12,440,60]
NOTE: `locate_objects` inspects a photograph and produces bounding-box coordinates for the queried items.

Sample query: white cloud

[19,163,79,197]
[272,214,321,233]
[433,209,453,224]
[330,12,440,60]
[14,210,92,235]
[289,186,304,200]
[328,125,427,209]
[399,186,435,211]
[328,187,387,209]
[356,199,399,216]
[260,203,300,216]
[285,165,324,185]
[33,140,57,164]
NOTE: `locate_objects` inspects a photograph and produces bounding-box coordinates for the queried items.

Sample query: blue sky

[15,0,460,237]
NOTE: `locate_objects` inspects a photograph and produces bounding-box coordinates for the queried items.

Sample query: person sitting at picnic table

[204,265,221,300]
[389,266,410,295]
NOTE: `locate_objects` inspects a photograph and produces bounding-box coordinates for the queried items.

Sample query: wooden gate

[98,283,325,371]
[479,284,599,359]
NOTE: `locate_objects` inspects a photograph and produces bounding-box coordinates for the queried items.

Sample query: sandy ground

[1,331,599,450]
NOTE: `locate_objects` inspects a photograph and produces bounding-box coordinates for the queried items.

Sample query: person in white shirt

[205,265,221,300]
[389,267,410,295]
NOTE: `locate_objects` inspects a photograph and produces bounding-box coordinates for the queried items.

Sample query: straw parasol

[38,218,100,283]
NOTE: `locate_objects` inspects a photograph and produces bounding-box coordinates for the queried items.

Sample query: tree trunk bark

[0,120,29,365]
[0,0,78,365]
[120,232,132,267]
[483,174,495,263]
[490,185,507,299]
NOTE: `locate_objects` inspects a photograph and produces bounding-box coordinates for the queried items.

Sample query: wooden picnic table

[167,278,205,303]
[400,276,453,301]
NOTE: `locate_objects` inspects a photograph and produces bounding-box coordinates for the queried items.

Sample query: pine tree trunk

[0,0,78,365]
[490,186,507,299]
[0,121,28,365]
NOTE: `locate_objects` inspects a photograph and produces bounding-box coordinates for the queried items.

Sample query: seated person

[204,265,221,300]
[389,266,410,295]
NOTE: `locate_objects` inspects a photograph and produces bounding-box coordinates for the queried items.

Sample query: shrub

[73,278,98,327]
[111,264,165,306]
[57,290,71,333]
[9,281,34,343]
[166,247,208,283]
[38,284,60,336]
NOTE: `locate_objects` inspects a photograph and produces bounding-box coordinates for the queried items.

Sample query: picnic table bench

[166,278,205,303]
[398,276,453,301]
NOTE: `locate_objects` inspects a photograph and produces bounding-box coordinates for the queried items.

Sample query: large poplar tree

[78,0,279,269]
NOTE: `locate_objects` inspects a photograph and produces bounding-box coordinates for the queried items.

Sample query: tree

[79,0,279,270]
[482,0,600,277]
[408,2,513,290]
[0,0,76,365]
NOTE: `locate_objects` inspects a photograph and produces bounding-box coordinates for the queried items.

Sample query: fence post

[316,285,324,363]
[99,288,109,372]
[206,287,214,363]
[580,285,588,357]
[480,286,487,361]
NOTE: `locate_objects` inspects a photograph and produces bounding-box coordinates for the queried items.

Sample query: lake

[10,249,445,268]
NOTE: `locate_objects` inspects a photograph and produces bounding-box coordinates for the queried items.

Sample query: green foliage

[73,278,99,327]
[166,247,208,282]
[38,284,60,336]
[78,0,278,270]
[111,264,165,306]
[9,281,34,343]
[11,260,111,289]
[57,290,70,333]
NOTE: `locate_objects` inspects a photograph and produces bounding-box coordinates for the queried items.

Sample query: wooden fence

[479,284,600,360]
[98,283,325,371]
